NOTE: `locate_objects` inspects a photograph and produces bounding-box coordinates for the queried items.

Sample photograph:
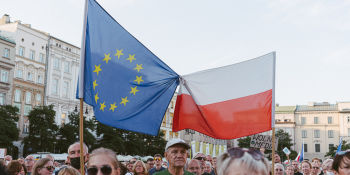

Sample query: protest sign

[250,134,278,150]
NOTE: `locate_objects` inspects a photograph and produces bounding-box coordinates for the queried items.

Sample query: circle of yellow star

[134,76,144,85]
[134,64,143,72]
[103,53,111,64]
[93,80,98,90]
[120,97,129,106]
[100,101,106,111]
[126,54,136,63]
[130,86,139,95]
[109,103,117,112]
[93,64,102,75]
[115,49,124,59]
[94,93,99,104]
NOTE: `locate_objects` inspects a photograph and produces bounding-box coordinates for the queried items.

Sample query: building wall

[0,34,15,105]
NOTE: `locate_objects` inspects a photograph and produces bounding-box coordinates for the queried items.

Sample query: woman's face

[337,157,350,175]
[88,154,120,175]
[302,162,311,175]
[38,161,54,175]
[205,164,211,173]
[274,166,284,175]
[135,162,144,174]
[285,166,294,175]
[19,166,25,175]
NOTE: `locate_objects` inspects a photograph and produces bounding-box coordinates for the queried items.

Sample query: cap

[165,138,190,151]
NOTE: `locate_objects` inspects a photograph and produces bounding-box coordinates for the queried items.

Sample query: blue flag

[336,137,343,155]
[77,0,179,135]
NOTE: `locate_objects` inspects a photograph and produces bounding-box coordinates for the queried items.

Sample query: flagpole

[271,127,275,175]
[79,98,85,175]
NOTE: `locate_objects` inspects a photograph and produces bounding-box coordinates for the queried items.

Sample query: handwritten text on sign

[250,135,278,150]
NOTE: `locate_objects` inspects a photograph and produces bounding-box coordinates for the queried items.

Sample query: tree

[23,105,58,155]
[57,111,96,153]
[237,137,251,148]
[275,129,297,161]
[325,140,350,157]
[0,105,19,157]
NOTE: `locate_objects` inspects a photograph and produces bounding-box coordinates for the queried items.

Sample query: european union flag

[77,0,179,135]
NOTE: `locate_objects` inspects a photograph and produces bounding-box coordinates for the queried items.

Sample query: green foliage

[237,137,251,148]
[23,105,58,155]
[325,140,350,157]
[0,105,19,157]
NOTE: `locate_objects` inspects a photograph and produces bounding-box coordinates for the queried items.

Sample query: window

[301,117,306,125]
[27,72,32,81]
[19,46,24,57]
[39,53,45,63]
[54,58,60,70]
[314,117,319,124]
[304,144,308,152]
[14,89,21,102]
[13,103,21,112]
[62,81,69,97]
[64,61,70,73]
[3,48,10,58]
[29,50,35,60]
[0,93,5,105]
[37,75,42,84]
[24,105,32,115]
[36,93,41,104]
[1,70,9,82]
[329,144,334,151]
[52,79,59,95]
[16,69,23,78]
[23,123,29,134]
[315,144,320,152]
[25,91,31,104]
[328,130,334,138]
[314,130,320,138]
[328,116,333,124]
[302,130,307,138]
[347,116,350,123]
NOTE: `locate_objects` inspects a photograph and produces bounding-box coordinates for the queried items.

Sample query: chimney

[0,14,10,24]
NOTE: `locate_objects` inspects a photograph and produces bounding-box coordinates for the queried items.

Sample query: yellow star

[120,97,129,106]
[134,76,144,85]
[134,64,143,72]
[126,54,136,63]
[103,53,111,64]
[100,101,106,111]
[130,86,139,95]
[114,49,124,59]
[93,64,102,76]
[93,80,98,90]
[109,103,117,112]
[94,93,99,104]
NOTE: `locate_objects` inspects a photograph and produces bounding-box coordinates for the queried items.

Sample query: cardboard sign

[283,147,291,155]
[250,134,278,150]
[0,148,6,158]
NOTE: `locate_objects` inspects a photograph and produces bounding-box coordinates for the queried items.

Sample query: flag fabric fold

[173,53,275,139]
[336,137,343,155]
[77,0,179,135]
[295,142,304,162]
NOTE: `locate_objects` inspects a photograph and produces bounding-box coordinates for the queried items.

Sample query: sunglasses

[87,165,113,175]
[43,166,55,171]
[227,148,264,161]
[154,157,162,161]
[195,157,206,161]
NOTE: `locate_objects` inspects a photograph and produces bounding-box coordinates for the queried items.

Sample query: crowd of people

[1,138,350,175]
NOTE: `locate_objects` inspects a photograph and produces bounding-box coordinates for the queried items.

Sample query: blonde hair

[88,147,120,169]
[217,150,269,175]
[32,158,52,175]
[58,166,81,175]
[133,160,148,175]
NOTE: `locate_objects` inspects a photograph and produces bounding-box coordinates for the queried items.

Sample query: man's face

[24,156,35,167]
[147,160,154,168]
[206,155,213,165]
[194,153,206,167]
[212,158,217,168]
[292,161,299,170]
[187,160,201,175]
[68,144,85,158]
[154,156,162,167]
[274,154,281,163]
[311,163,320,175]
[165,145,188,168]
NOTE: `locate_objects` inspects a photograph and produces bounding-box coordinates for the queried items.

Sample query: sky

[1,0,350,106]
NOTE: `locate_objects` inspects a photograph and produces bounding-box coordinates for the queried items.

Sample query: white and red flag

[173,52,276,139]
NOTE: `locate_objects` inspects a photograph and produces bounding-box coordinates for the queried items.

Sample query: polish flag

[173,52,275,139]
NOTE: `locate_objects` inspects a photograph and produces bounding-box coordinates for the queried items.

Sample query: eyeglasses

[25,159,34,162]
[195,157,206,161]
[43,166,55,171]
[154,157,162,161]
[87,165,113,175]
[275,169,283,171]
[227,148,264,161]
[312,167,320,169]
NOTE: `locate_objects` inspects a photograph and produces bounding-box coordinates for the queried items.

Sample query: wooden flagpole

[80,98,84,175]
[271,127,276,175]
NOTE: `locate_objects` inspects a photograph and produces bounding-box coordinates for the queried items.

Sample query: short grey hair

[68,142,89,154]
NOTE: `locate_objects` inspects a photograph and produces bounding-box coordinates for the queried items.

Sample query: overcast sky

[1,0,350,106]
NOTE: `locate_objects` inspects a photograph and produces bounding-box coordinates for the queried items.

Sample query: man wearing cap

[154,138,193,175]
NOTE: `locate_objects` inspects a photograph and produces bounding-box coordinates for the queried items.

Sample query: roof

[296,104,338,112]
[0,34,15,44]
[275,106,296,113]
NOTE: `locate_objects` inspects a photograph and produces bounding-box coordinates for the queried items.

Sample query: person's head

[333,151,350,175]
[67,142,89,170]
[311,162,321,175]
[194,153,206,167]
[57,166,80,175]
[126,162,133,172]
[274,154,281,164]
[301,161,312,175]
[45,155,54,163]
[212,157,217,169]
[17,158,24,165]
[322,159,333,174]
[21,164,27,175]
[204,161,212,173]
[129,158,137,165]
[312,158,322,166]
[153,154,162,168]
[187,159,201,175]
[87,147,120,175]
[7,160,24,175]
[146,158,154,169]
[32,158,54,175]
[274,163,284,175]
[24,155,35,172]
[206,155,213,165]
[164,138,190,170]
[292,160,299,172]
[217,147,269,175]
[285,164,294,175]
[132,160,147,175]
